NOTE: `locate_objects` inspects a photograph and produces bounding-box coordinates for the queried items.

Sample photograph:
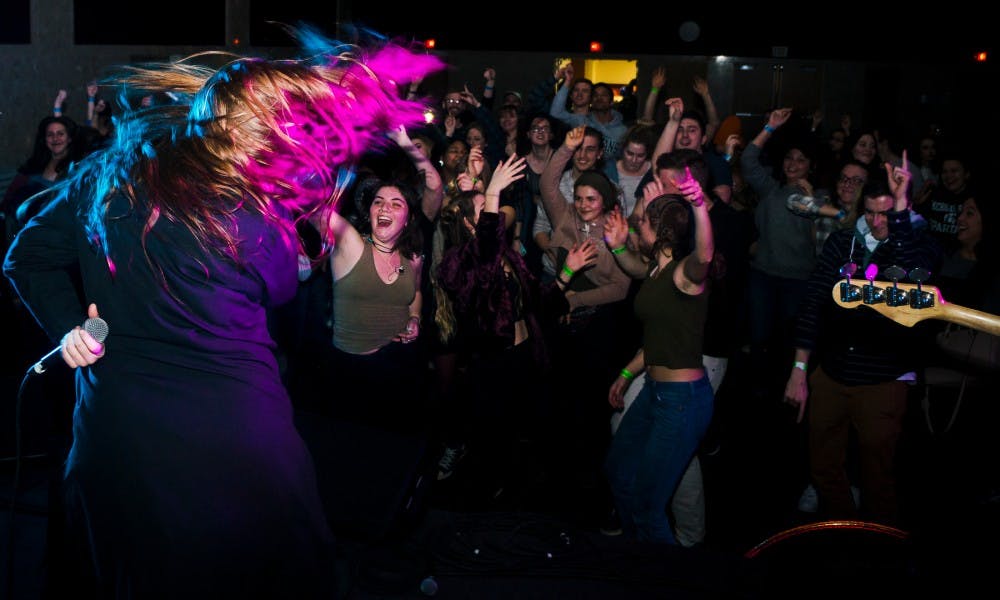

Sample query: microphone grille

[84,317,110,343]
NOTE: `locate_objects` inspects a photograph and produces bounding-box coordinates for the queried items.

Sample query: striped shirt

[793,210,943,385]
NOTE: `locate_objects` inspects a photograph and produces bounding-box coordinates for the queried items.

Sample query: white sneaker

[797,484,819,513]
[436,444,466,481]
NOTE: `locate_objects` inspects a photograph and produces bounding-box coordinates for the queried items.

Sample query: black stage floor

[3,349,999,598]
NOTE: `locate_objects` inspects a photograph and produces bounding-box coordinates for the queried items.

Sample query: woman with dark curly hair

[2,116,83,240]
[601,167,715,545]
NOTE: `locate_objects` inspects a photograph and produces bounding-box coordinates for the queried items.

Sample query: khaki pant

[808,366,908,525]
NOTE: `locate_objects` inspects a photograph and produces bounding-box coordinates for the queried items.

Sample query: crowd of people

[2,28,998,597]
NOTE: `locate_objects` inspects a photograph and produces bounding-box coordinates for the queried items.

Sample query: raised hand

[886,149,912,209]
[603,207,629,250]
[444,114,458,136]
[665,97,684,122]
[466,145,485,179]
[811,108,824,130]
[692,76,709,97]
[642,177,667,205]
[386,124,412,148]
[725,133,743,157]
[768,107,793,129]
[487,155,527,194]
[651,66,667,91]
[673,166,706,207]
[565,125,586,150]
[459,85,480,108]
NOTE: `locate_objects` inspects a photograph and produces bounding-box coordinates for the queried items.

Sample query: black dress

[4,187,336,598]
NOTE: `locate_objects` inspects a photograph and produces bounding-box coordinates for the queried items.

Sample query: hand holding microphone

[32,303,108,375]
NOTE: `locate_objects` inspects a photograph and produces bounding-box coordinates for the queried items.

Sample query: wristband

[649,86,660,94]
[611,245,627,255]
[620,368,635,381]
[834,209,846,220]
[723,153,732,162]
[88,97,96,102]
[793,360,807,372]
[561,265,575,278]
[53,106,62,113]
[763,124,776,134]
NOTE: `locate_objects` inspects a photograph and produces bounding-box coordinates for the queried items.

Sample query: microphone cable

[5,370,43,600]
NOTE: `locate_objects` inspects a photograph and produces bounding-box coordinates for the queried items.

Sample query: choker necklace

[368,237,405,275]
[366,236,395,254]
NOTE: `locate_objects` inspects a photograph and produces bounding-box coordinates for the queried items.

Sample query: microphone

[31,317,109,375]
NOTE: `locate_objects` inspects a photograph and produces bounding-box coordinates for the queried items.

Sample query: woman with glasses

[785,160,870,255]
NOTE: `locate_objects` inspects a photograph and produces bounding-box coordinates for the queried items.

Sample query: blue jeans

[605,375,714,544]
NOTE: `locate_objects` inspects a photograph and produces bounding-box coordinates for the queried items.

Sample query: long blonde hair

[65,25,442,271]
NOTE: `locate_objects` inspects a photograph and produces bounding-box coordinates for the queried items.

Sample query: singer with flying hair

[3,24,442,598]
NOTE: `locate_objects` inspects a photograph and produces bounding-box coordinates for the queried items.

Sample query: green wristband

[620,368,635,381]
[611,245,627,255]
[561,265,575,278]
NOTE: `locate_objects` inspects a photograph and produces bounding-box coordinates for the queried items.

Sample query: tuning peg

[908,267,930,284]
[907,266,934,309]
[839,262,858,284]
[864,263,878,283]
[884,265,907,283]
[862,262,884,305]
[884,265,908,307]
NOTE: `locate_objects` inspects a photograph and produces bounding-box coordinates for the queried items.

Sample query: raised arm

[740,107,792,195]
[603,206,648,278]
[549,76,574,123]
[651,97,683,168]
[85,81,98,126]
[886,150,912,211]
[312,205,364,280]
[539,126,582,230]
[640,67,667,124]
[481,67,496,109]
[387,125,444,221]
[483,155,524,228]
[692,76,719,143]
[675,167,714,291]
[53,89,67,117]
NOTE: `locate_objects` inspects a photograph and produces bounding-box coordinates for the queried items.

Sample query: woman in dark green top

[601,168,715,544]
